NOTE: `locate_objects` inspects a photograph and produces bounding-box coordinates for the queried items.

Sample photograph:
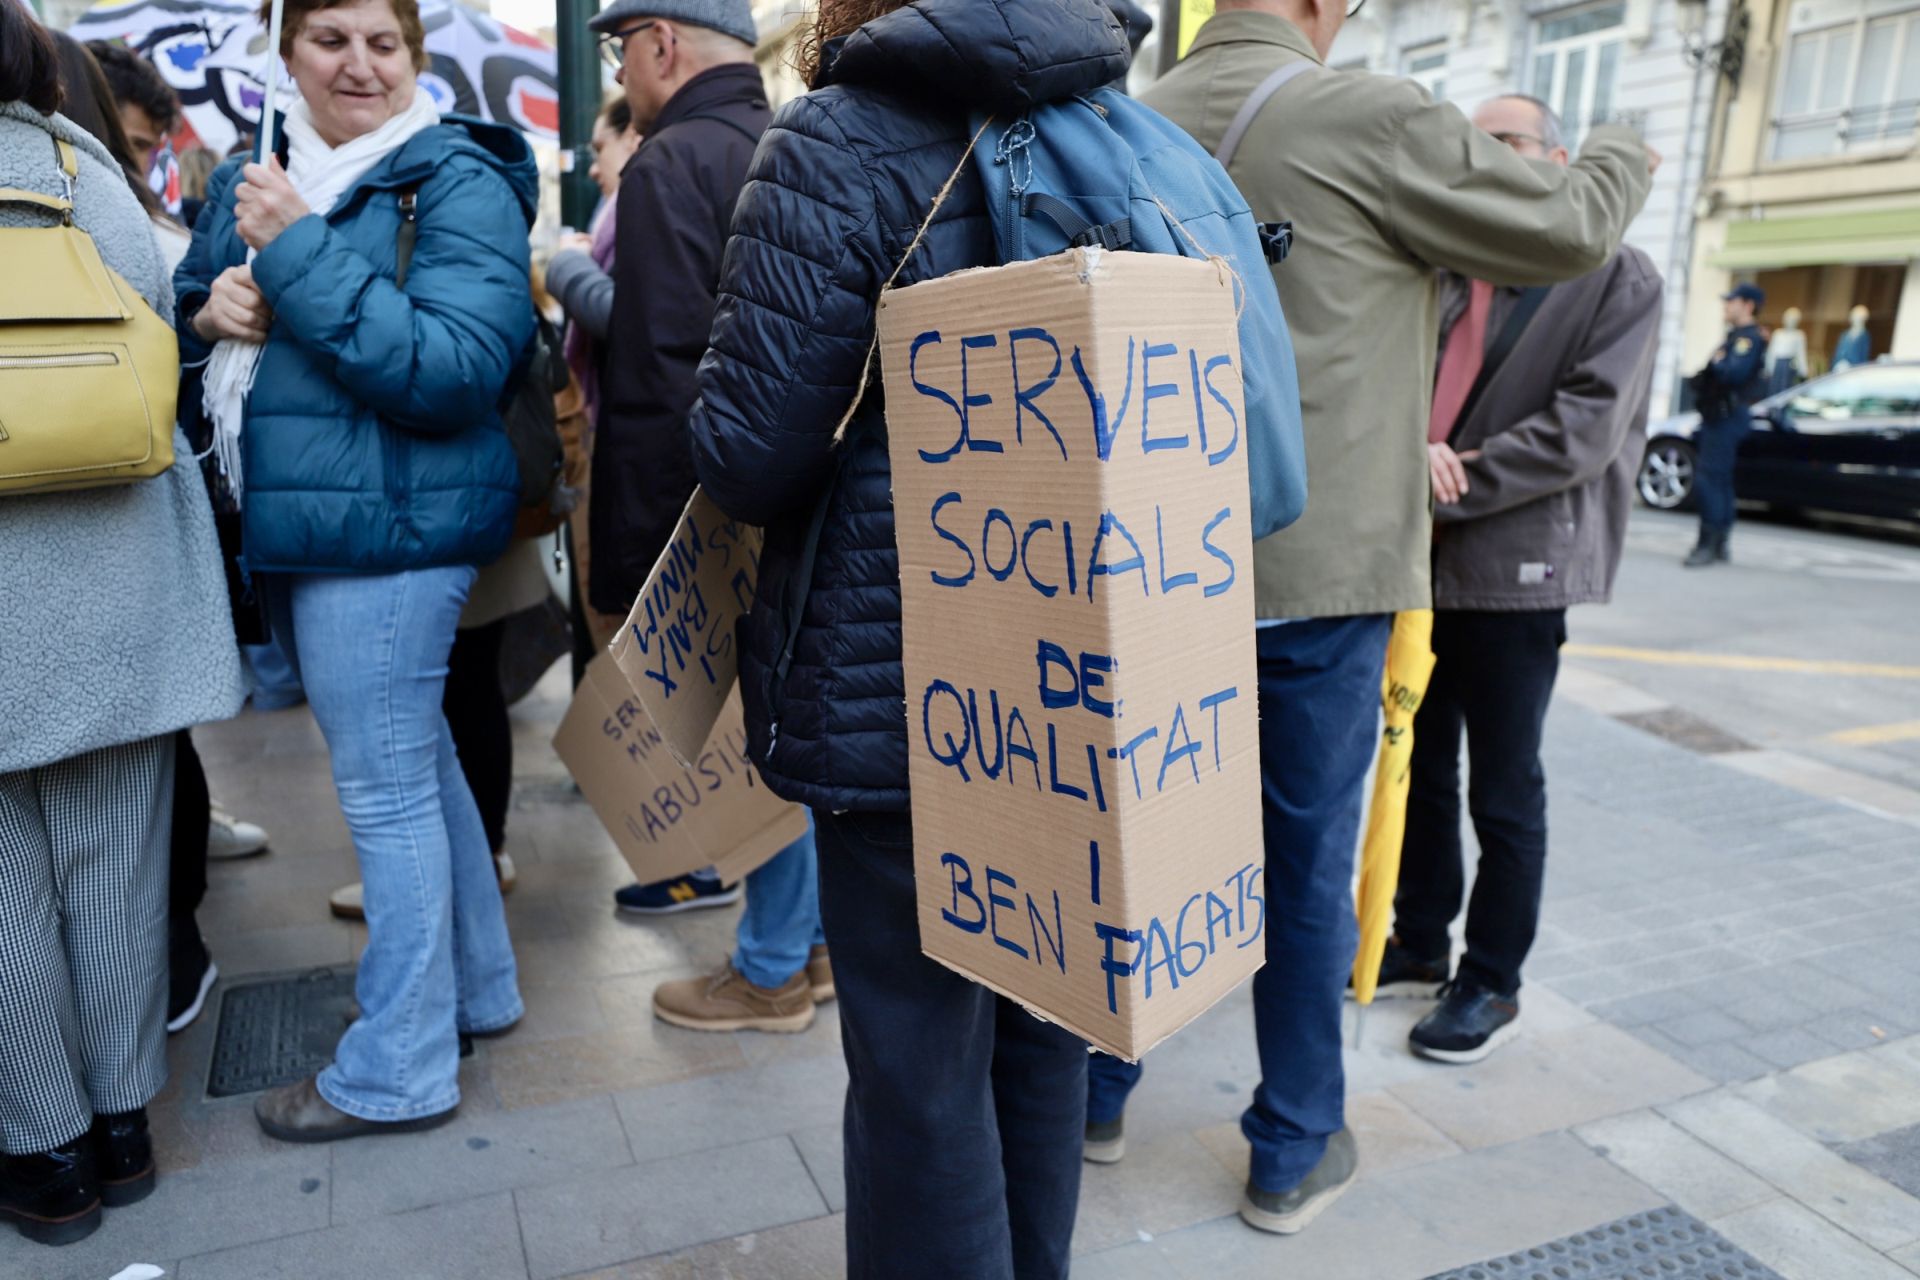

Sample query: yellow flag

[1351,610,1438,1005]
[1178,0,1216,56]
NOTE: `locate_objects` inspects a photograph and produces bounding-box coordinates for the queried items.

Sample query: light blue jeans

[265,568,522,1121]
[734,821,824,990]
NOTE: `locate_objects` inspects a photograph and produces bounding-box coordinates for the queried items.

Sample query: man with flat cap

[1685,282,1769,567]
[579,0,832,1026]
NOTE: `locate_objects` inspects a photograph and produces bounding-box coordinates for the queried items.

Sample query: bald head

[1473,95,1569,165]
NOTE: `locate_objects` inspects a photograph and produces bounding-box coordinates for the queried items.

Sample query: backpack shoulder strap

[1451,285,1552,441]
[1214,60,1316,170]
[0,136,80,223]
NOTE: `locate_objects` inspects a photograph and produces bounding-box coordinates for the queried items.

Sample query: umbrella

[1350,609,1437,1012]
[66,0,559,156]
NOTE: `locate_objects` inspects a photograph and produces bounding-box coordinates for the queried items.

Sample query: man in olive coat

[1082,0,1660,1236]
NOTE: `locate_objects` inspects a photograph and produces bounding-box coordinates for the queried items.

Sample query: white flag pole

[257,0,286,163]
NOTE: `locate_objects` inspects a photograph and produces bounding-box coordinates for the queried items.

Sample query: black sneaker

[167,928,218,1034]
[1353,936,1449,1001]
[1408,979,1519,1064]
[0,1139,102,1247]
[1084,1116,1125,1165]
[1239,1127,1359,1235]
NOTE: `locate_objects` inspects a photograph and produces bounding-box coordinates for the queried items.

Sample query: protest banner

[609,489,762,767]
[877,248,1264,1061]
[553,654,807,886]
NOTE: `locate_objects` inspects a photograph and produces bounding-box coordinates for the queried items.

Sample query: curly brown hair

[792,0,908,88]
[261,0,429,74]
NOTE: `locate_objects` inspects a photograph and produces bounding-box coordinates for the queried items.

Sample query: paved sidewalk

[5,661,1918,1280]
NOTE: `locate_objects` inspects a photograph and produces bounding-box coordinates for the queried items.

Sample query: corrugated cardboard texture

[877,249,1264,1061]
[609,488,763,768]
[552,654,808,887]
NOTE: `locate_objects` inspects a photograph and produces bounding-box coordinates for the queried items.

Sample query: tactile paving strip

[1423,1206,1785,1280]
[206,967,359,1098]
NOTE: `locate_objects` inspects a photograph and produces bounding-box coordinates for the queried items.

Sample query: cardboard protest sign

[877,248,1264,1061]
[553,654,807,886]
[609,489,762,767]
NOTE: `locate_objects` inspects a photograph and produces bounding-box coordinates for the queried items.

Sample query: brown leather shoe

[806,945,835,1004]
[254,1077,457,1144]
[652,963,815,1033]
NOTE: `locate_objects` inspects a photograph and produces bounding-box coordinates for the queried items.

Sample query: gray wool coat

[0,102,245,774]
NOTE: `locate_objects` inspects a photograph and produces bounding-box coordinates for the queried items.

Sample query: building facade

[1684,0,1919,380]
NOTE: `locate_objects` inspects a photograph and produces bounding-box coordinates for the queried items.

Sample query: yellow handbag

[0,133,178,496]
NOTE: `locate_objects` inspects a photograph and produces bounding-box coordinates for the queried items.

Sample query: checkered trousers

[0,735,174,1154]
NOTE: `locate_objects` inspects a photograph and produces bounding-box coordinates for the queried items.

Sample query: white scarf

[203,86,441,502]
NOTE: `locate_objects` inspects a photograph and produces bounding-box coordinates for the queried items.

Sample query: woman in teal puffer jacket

[172,0,535,1144]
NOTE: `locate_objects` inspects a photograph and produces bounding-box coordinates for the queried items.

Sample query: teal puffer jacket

[174,115,537,573]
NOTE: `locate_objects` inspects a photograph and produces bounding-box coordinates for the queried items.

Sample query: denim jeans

[817,810,1086,1280]
[1087,615,1391,1193]
[734,821,824,989]
[265,568,522,1121]
[1695,416,1750,534]
[1397,609,1566,998]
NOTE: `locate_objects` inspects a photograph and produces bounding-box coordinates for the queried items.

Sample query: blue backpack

[968,90,1307,540]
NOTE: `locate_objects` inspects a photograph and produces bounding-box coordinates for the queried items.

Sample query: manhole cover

[206,968,359,1099]
[1423,1206,1783,1280]
[1615,707,1753,755]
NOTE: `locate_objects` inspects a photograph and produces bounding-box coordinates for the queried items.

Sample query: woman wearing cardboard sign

[688,1,1200,1275]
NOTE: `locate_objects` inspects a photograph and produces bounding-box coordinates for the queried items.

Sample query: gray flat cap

[588,0,758,46]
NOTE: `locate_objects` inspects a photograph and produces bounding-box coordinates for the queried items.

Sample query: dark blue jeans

[1695,416,1750,534]
[1086,614,1391,1192]
[816,809,1087,1280]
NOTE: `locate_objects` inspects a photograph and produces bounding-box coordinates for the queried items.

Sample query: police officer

[1685,283,1769,567]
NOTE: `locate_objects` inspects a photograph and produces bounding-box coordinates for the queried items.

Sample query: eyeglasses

[598,19,656,69]
[1489,130,1549,152]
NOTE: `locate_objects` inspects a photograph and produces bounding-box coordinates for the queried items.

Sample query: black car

[1638,361,1920,523]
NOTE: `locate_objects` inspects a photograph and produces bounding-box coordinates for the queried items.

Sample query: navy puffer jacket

[690,0,1131,813]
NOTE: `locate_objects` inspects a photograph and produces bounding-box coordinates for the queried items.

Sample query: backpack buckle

[1257,220,1293,265]
[1070,220,1131,251]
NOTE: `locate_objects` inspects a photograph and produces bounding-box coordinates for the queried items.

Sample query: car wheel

[1638,439,1696,511]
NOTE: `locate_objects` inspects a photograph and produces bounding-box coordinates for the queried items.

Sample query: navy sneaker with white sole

[1408,979,1520,1064]
[614,872,742,916]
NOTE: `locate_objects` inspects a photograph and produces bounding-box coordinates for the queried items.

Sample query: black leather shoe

[0,1139,103,1246]
[1409,979,1520,1064]
[1353,936,1449,1000]
[91,1109,156,1208]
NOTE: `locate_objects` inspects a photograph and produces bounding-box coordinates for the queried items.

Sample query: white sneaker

[207,806,269,861]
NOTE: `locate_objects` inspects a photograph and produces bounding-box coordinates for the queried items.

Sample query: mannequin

[1766,307,1809,394]
[1833,305,1872,370]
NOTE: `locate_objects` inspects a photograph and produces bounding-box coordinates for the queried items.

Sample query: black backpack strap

[1451,285,1552,442]
[394,184,422,287]
[1024,192,1132,251]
